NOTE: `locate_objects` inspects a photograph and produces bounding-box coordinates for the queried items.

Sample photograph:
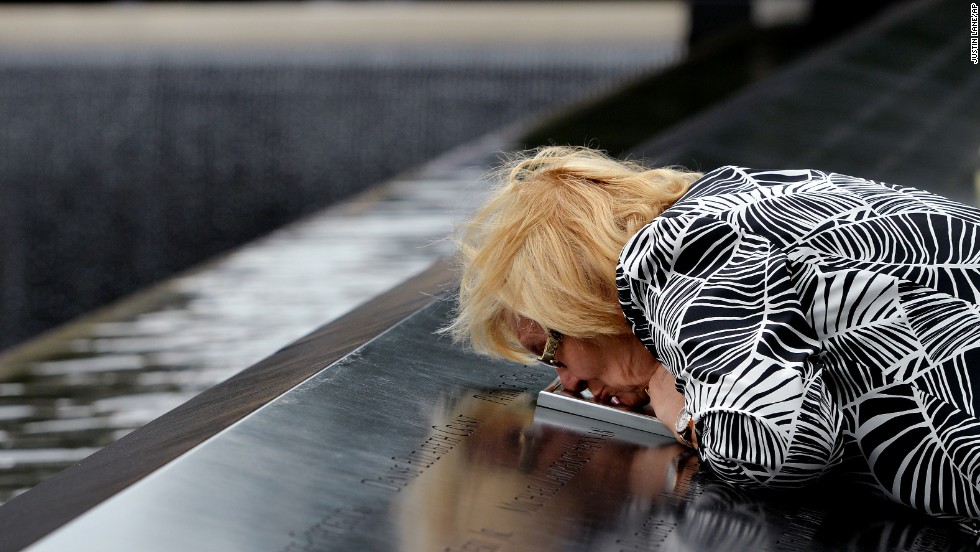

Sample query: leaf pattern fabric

[617,166,980,529]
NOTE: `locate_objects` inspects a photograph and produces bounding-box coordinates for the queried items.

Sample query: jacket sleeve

[617,214,844,488]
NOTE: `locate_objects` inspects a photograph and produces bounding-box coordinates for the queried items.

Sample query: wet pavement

[630,0,980,205]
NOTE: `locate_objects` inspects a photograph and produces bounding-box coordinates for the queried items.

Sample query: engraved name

[360,414,481,492]
[497,427,614,514]
[616,518,677,551]
[280,506,372,552]
[473,372,539,405]
[772,506,825,552]
[444,527,513,552]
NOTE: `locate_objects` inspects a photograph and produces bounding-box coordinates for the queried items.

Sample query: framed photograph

[535,377,673,439]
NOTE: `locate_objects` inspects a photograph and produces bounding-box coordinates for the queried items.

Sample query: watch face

[675,408,691,433]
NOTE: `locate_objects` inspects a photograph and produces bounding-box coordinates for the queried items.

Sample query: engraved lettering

[446,527,514,552]
[426,432,463,444]
[362,415,481,493]
[773,507,826,551]
[474,374,535,405]
[279,506,372,551]
[360,478,402,492]
[473,389,522,405]
[501,371,539,387]
[617,519,676,550]
[418,441,455,455]
[390,449,441,467]
[497,429,612,514]
[432,417,479,437]
[444,539,500,552]
[469,528,513,540]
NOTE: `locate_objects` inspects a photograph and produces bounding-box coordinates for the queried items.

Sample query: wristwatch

[675,407,698,450]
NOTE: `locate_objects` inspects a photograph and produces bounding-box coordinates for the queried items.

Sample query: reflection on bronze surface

[394,391,977,552]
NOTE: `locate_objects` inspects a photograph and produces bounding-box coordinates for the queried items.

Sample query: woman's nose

[556,368,587,393]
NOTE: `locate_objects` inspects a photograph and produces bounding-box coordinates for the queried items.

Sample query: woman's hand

[647,366,687,445]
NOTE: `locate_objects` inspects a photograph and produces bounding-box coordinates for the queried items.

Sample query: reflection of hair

[446,146,700,362]
[395,393,635,551]
[394,394,538,551]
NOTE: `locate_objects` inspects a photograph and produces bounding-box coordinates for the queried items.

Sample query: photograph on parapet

[536,377,674,439]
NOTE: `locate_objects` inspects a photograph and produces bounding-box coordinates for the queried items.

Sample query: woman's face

[515,317,660,408]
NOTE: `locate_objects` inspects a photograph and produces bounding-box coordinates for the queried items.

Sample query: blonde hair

[446,146,700,363]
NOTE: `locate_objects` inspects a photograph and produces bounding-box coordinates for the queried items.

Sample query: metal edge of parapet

[0,257,459,552]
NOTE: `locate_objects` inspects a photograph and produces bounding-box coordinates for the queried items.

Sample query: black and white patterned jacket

[617,166,980,527]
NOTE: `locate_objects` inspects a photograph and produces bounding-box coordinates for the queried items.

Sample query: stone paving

[0,2,687,49]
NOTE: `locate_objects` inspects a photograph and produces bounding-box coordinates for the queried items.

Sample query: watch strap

[679,417,698,450]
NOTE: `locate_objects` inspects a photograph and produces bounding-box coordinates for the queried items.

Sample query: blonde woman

[447,146,980,536]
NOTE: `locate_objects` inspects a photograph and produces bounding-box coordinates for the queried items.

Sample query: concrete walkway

[0,2,687,48]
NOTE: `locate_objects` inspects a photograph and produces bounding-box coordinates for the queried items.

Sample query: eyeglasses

[537,329,563,367]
